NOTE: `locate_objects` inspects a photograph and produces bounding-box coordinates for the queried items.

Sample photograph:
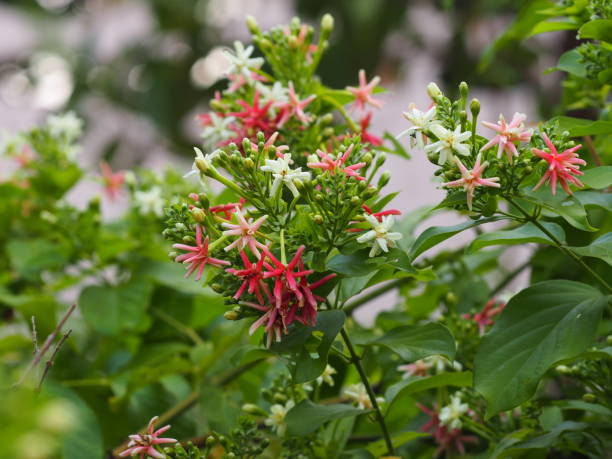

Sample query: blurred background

[0,0,574,311]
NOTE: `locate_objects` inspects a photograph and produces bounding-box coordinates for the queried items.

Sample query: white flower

[184,147,220,178]
[439,394,469,430]
[260,153,310,197]
[264,400,295,436]
[316,365,337,387]
[259,81,289,106]
[344,383,384,410]
[397,104,438,150]
[424,125,471,165]
[356,214,402,257]
[47,111,83,142]
[134,186,165,217]
[201,113,235,147]
[223,41,264,80]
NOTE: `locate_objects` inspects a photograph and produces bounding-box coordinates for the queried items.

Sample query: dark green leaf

[569,233,612,266]
[327,251,383,277]
[522,190,597,232]
[286,400,367,436]
[474,280,609,416]
[580,166,612,189]
[371,323,456,362]
[468,222,565,253]
[366,431,428,456]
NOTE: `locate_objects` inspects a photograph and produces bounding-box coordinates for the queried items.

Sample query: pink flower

[100,161,125,200]
[462,299,505,335]
[222,208,268,257]
[227,71,268,93]
[532,133,585,195]
[229,91,275,137]
[359,112,383,146]
[226,250,271,304]
[307,144,366,181]
[397,360,431,378]
[417,404,478,456]
[346,69,383,111]
[119,416,177,459]
[481,112,532,161]
[276,82,315,126]
[263,246,313,309]
[442,155,500,211]
[173,225,230,281]
[208,197,246,219]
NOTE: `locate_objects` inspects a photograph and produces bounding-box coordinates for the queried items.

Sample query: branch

[37,329,72,392]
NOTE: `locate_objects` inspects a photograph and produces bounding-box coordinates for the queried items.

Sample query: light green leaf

[474,280,609,416]
[468,222,565,253]
[371,323,456,362]
[569,233,612,266]
[549,116,612,137]
[580,166,612,189]
[579,19,612,43]
[366,431,428,457]
[529,20,578,36]
[7,239,67,280]
[551,50,587,78]
[286,400,367,436]
[410,217,503,259]
[574,190,612,211]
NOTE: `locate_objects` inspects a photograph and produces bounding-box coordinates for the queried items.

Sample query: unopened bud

[607,335,612,345]
[211,283,223,293]
[321,14,334,33]
[182,235,194,243]
[228,142,238,152]
[205,436,217,447]
[556,364,570,374]
[350,196,361,206]
[244,157,255,169]
[427,82,442,100]
[459,81,469,101]
[242,403,267,415]
[195,157,208,174]
[224,311,239,321]
[273,393,287,403]
[199,193,210,208]
[191,207,206,222]
[210,99,224,111]
[445,292,458,305]
[470,98,480,118]
[175,222,186,231]
[362,152,373,165]
[582,393,596,403]
[314,193,323,201]
[321,113,334,124]
[168,251,177,260]
[375,153,387,168]
[459,110,467,124]
[242,137,251,152]
[246,16,260,35]
[313,214,323,224]
[378,171,391,188]
[288,35,298,49]
[323,127,335,138]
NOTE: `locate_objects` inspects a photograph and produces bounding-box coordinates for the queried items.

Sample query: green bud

[182,235,194,243]
[198,193,210,208]
[224,311,239,321]
[273,393,287,403]
[175,222,186,231]
[288,35,298,49]
[313,214,324,224]
[195,157,208,174]
[361,152,373,165]
[291,16,300,28]
[525,166,533,174]
[168,251,177,260]
[314,193,323,201]
[350,196,361,206]
[375,153,387,168]
[244,157,255,169]
[459,110,467,124]
[378,171,391,188]
[469,98,480,118]
[322,127,335,138]
[459,81,469,101]
[226,453,236,459]
[321,113,334,124]
[556,364,570,374]
[211,283,223,293]
[191,207,206,222]
[242,403,267,415]
[321,14,334,33]
[582,393,596,403]
[362,188,378,199]
[607,335,612,345]
[205,436,216,447]
[256,131,265,143]
[246,16,260,35]
[427,82,442,100]
[445,292,458,305]
[242,137,251,152]
[210,99,224,111]
[228,142,238,152]
[259,38,272,50]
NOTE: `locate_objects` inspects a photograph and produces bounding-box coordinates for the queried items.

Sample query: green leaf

[327,251,384,277]
[549,116,612,137]
[468,222,565,253]
[522,190,597,232]
[382,132,410,159]
[371,323,456,362]
[143,261,214,295]
[551,50,587,78]
[385,372,472,413]
[7,239,67,280]
[552,400,612,417]
[569,233,612,266]
[271,310,345,383]
[285,400,367,436]
[574,190,612,212]
[79,278,153,335]
[579,19,612,43]
[580,166,612,189]
[474,280,609,416]
[366,431,428,457]
[529,20,578,36]
[410,217,503,259]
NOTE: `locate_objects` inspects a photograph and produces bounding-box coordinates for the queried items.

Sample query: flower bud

[459,110,467,124]
[459,81,469,101]
[199,193,210,208]
[242,404,267,416]
[210,99,224,111]
[323,127,335,138]
[182,235,194,243]
[427,82,442,100]
[242,137,251,152]
[445,292,458,305]
[378,171,391,188]
[195,157,208,174]
[228,142,238,152]
[243,157,255,169]
[607,335,612,345]
[321,113,334,125]
[313,214,323,224]
[288,35,299,49]
[362,188,378,199]
[211,283,223,293]
[168,251,177,260]
[314,193,323,201]
[205,436,217,447]
[350,196,361,206]
[224,311,239,321]
[361,152,373,165]
[555,364,570,374]
[273,393,287,403]
[469,98,480,119]
[191,207,206,222]
[246,16,260,35]
[582,393,596,403]
[321,14,334,33]
[175,222,186,231]
[375,153,387,168]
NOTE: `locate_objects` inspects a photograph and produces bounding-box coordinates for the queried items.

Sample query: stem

[344,278,411,315]
[507,197,612,294]
[583,135,603,167]
[490,260,530,297]
[280,229,286,264]
[340,328,395,455]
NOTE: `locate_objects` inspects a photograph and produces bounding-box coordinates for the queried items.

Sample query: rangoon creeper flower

[47,111,83,142]
[442,154,500,211]
[462,299,505,335]
[227,71,267,93]
[439,395,469,430]
[425,125,471,165]
[532,133,585,195]
[261,153,311,197]
[100,161,125,200]
[397,359,432,378]
[344,383,385,410]
[226,250,270,304]
[356,214,402,257]
[134,186,165,217]
[119,415,177,459]
[397,103,438,150]
[264,400,295,436]
[173,224,230,281]
[184,147,220,179]
[481,112,532,161]
[316,364,337,386]
[222,207,268,257]
[307,144,366,180]
[276,82,315,126]
[201,113,236,147]
[223,41,264,80]
[347,69,383,111]
[258,81,289,108]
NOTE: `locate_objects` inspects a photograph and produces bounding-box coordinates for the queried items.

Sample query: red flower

[263,246,313,308]
[462,299,505,335]
[359,112,383,146]
[173,225,230,281]
[347,69,383,111]
[417,404,479,456]
[100,161,125,200]
[229,91,275,137]
[226,250,271,304]
[276,82,315,127]
[532,134,585,195]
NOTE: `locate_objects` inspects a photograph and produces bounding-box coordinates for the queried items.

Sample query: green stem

[490,260,531,297]
[340,328,395,456]
[344,278,411,315]
[506,197,612,294]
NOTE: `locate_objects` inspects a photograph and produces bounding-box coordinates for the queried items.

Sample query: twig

[583,135,603,166]
[31,316,39,355]
[489,260,531,297]
[344,278,411,315]
[13,304,77,389]
[37,329,72,392]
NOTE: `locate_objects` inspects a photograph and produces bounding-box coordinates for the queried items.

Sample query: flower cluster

[120,416,177,459]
